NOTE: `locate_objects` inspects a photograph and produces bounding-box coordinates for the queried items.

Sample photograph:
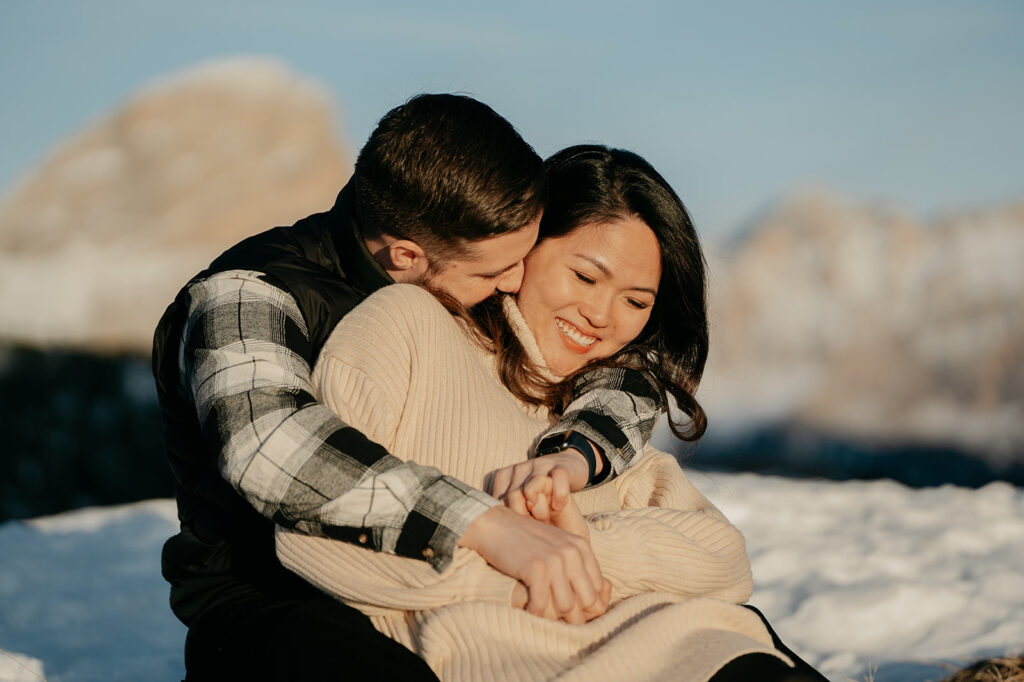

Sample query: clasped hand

[479,450,611,623]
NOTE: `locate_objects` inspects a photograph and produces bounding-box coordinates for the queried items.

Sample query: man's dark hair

[353,93,546,267]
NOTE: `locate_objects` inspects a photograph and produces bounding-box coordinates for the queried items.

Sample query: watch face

[537,433,570,453]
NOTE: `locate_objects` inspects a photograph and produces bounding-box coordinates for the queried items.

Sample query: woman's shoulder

[364,282,445,309]
[348,283,449,326]
[319,284,454,360]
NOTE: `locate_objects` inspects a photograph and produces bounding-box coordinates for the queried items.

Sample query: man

[153,94,662,680]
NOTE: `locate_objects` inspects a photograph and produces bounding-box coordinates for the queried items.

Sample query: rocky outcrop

[0,57,350,350]
[703,190,1024,467]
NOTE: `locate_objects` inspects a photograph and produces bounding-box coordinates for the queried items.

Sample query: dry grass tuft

[942,656,1024,682]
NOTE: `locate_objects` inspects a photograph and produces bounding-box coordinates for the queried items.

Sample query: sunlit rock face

[0,57,350,351]
[703,190,1024,467]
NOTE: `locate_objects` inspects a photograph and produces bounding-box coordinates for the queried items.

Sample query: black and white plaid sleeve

[181,270,495,572]
[541,367,664,484]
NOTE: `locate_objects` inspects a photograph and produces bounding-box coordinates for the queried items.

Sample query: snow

[0,500,184,682]
[694,474,1024,681]
[1,476,1022,682]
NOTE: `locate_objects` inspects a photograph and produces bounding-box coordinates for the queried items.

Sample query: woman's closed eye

[574,270,597,285]
[626,298,649,310]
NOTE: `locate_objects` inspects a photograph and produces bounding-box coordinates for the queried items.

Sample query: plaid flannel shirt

[182,269,662,572]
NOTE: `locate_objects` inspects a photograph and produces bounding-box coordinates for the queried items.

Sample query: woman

[277,146,823,681]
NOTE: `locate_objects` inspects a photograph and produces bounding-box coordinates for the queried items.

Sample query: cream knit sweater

[276,284,789,681]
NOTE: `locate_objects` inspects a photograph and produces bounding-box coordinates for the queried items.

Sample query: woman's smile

[555,317,599,352]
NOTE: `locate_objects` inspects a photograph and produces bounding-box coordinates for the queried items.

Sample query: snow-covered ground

[1,474,1022,682]
[695,473,1024,681]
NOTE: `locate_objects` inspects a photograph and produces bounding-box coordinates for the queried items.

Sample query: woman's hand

[507,472,591,541]
[485,450,591,513]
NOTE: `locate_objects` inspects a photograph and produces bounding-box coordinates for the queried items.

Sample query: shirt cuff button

[357,533,369,544]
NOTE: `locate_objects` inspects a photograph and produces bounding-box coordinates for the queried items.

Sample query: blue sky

[2,1,1022,235]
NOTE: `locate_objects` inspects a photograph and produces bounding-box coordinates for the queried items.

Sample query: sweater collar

[501,295,559,383]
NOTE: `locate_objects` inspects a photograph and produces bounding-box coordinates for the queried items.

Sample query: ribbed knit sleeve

[588,505,752,605]
[277,527,519,615]
[561,450,753,605]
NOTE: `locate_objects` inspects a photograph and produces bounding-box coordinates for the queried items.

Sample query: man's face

[424,217,540,306]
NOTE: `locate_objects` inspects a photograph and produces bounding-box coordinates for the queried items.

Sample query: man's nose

[495,261,525,294]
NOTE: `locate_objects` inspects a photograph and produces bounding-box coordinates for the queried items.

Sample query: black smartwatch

[535,431,611,485]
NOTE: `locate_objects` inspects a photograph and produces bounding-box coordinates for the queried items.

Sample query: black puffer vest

[152,181,391,614]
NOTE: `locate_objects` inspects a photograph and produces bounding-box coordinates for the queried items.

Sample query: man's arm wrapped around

[183,271,495,572]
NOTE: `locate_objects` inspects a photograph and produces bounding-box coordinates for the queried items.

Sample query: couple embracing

[154,93,826,681]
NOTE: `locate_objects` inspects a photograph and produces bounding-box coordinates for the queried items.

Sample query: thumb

[550,468,571,511]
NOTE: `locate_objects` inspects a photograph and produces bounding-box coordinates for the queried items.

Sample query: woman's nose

[579,293,612,328]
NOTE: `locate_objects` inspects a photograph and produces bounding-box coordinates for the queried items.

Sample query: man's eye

[574,271,596,285]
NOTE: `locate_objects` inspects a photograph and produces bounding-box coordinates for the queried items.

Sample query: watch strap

[536,431,604,484]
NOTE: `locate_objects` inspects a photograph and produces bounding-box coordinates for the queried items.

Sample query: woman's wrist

[536,431,609,485]
[549,450,591,490]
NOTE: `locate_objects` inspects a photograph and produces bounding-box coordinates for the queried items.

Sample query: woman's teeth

[556,319,597,347]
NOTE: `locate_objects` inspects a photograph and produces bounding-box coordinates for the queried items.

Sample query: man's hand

[512,575,612,624]
[458,505,609,623]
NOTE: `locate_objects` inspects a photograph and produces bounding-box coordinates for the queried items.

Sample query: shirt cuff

[402,476,499,573]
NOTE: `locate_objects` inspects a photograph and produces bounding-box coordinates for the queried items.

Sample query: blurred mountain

[698,190,1024,479]
[0,57,350,351]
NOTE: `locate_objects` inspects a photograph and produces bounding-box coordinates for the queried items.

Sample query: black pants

[709,606,829,682]
[165,524,438,679]
[181,576,438,681]
[165,529,437,682]
[183,589,437,681]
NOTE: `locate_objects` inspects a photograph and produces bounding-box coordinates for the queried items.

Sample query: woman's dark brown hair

[468,144,710,441]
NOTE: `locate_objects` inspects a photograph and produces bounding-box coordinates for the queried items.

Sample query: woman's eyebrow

[573,253,657,295]
[573,253,611,276]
